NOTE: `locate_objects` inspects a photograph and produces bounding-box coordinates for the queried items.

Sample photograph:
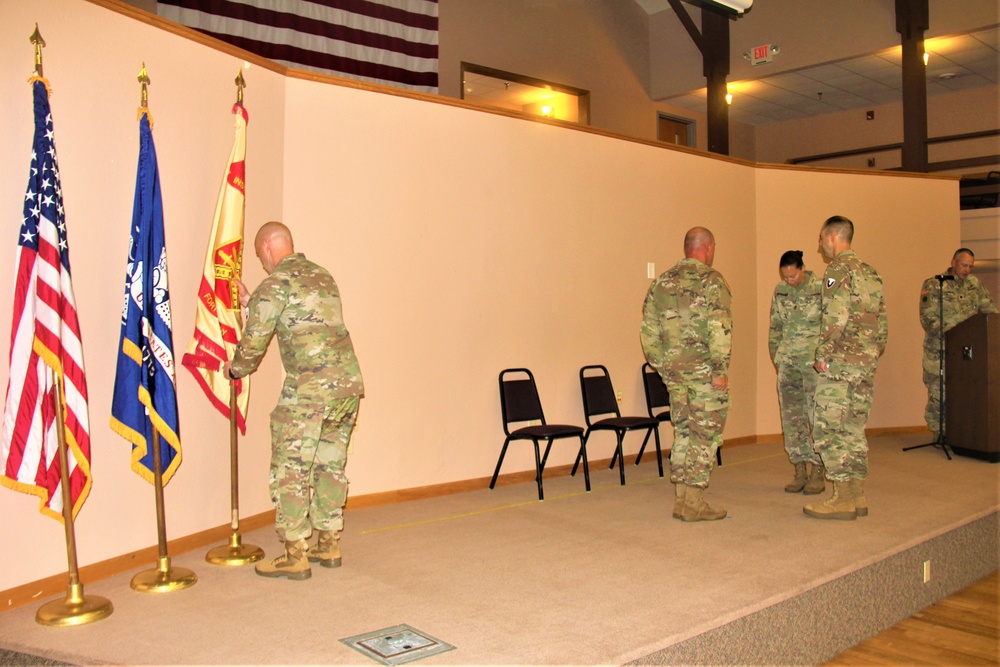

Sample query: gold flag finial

[235,69,246,105]
[30,23,46,78]
[137,63,153,125]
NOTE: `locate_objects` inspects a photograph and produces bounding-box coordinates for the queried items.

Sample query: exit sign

[750,44,774,65]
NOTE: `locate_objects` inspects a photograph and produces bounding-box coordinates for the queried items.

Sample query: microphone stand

[904,274,953,459]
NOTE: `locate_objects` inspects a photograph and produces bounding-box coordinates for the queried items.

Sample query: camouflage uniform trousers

[812,369,875,482]
[269,394,360,542]
[922,345,943,435]
[665,379,729,488]
[777,361,821,465]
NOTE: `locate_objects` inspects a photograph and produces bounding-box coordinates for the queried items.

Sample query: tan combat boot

[803,463,826,495]
[672,484,686,519]
[803,481,856,520]
[307,530,342,568]
[849,478,868,517]
[255,538,312,580]
[680,486,727,522]
[784,462,808,493]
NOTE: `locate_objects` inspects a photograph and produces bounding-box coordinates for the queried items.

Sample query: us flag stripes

[1,79,93,521]
[158,0,439,93]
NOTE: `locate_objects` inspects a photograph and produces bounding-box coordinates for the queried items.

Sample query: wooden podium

[945,312,999,462]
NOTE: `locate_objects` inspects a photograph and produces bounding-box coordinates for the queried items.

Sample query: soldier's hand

[813,360,828,373]
[236,279,251,307]
[711,374,728,390]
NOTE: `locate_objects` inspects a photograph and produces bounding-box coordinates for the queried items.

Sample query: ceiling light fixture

[923,51,929,66]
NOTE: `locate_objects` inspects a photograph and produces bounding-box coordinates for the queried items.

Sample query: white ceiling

[667,26,1000,126]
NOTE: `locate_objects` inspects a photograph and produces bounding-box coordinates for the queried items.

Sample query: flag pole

[36,375,113,626]
[125,64,195,594]
[205,69,263,566]
[205,380,263,565]
[130,429,197,592]
[22,22,112,629]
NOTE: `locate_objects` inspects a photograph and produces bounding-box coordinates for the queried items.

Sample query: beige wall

[754,167,960,435]
[0,0,957,593]
[438,0,761,156]
[754,85,1000,172]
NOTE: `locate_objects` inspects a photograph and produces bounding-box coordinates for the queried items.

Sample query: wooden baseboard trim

[1,427,928,613]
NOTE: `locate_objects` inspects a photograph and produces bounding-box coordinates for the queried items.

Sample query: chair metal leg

[716,446,723,466]
[490,439,512,489]
[614,432,626,486]
[653,428,664,478]
[539,439,555,473]
[532,439,544,501]
[635,430,652,465]
[579,436,591,491]
[572,432,591,477]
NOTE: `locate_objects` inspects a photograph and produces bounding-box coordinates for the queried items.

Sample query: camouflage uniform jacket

[641,257,732,384]
[769,270,821,366]
[229,253,364,399]
[816,250,888,373]
[919,271,997,351]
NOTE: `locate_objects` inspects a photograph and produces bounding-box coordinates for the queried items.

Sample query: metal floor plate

[340,624,456,666]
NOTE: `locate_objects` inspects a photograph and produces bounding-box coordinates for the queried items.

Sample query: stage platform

[0,434,996,665]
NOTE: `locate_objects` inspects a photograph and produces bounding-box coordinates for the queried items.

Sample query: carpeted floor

[0,434,996,666]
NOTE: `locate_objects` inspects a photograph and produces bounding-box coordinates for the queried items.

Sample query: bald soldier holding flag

[226,222,364,580]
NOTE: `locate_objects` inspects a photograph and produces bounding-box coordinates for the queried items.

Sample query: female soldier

[768,250,824,494]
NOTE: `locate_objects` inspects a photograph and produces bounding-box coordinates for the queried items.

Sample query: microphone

[935,274,955,281]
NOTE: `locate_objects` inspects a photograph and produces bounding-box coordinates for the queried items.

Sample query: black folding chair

[574,365,662,485]
[642,362,721,466]
[491,368,589,501]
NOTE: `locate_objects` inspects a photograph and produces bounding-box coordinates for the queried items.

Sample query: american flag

[1,80,93,521]
[158,0,439,93]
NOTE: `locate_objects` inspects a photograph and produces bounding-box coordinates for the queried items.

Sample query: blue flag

[110,112,182,485]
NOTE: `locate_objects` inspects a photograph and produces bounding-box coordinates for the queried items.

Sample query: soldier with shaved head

[919,248,997,441]
[226,221,364,580]
[641,226,732,522]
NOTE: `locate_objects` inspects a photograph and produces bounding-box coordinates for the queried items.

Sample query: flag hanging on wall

[157,0,439,93]
[181,102,250,434]
[110,111,182,485]
[1,79,93,521]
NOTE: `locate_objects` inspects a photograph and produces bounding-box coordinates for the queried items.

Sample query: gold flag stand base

[36,583,113,627]
[206,532,264,566]
[130,556,197,593]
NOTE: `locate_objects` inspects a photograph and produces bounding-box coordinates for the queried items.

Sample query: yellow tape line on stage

[360,451,784,535]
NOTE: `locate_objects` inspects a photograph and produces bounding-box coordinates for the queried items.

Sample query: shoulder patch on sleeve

[826,277,836,289]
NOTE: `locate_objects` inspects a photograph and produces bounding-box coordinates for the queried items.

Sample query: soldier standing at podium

[919,248,997,441]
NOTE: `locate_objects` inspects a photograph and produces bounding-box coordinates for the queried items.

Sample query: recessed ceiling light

[938,72,958,79]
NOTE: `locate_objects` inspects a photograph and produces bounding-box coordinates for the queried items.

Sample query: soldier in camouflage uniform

[919,248,997,439]
[805,216,887,521]
[641,227,731,522]
[768,250,824,495]
[227,221,364,580]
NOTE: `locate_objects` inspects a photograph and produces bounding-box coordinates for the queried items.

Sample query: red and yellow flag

[181,103,250,433]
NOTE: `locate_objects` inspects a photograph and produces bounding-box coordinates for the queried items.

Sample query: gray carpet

[0,435,996,665]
